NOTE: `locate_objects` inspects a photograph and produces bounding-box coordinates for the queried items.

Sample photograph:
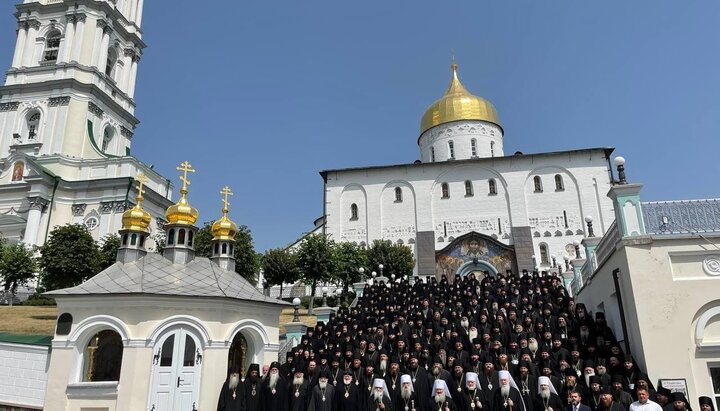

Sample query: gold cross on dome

[220,186,233,212]
[135,172,147,203]
[176,161,195,193]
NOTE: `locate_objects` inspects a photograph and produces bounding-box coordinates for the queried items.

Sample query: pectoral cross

[176,161,195,194]
[135,172,147,204]
[220,186,233,212]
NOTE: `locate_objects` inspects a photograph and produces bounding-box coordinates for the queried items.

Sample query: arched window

[448,141,455,159]
[130,233,137,246]
[214,243,220,255]
[105,48,118,79]
[122,233,128,245]
[488,179,497,195]
[555,174,564,191]
[222,243,228,254]
[533,176,543,192]
[101,126,114,152]
[83,330,123,382]
[229,244,234,254]
[471,139,477,157]
[56,313,73,336]
[464,180,473,196]
[539,244,550,265]
[43,30,61,62]
[431,147,436,162]
[27,112,40,139]
[350,204,358,220]
[441,183,450,199]
[188,230,194,246]
[178,229,186,245]
[490,141,496,157]
[139,235,145,247]
[394,187,403,203]
[167,229,175,245]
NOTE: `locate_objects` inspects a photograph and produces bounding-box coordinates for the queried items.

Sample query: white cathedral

[0,0,171,248]
[318,64,618,278]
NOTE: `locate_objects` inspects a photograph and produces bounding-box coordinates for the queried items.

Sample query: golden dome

[122,173,151,232]
[420,64,500,135]
[212,186,237,241]
[165,161,199,226]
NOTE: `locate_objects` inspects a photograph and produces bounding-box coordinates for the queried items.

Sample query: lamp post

[321,286,328,307]
[563,255,570,272]
[585,215,595,237]
[531,255,537,269]
[551,254,557,268]
[378,264,384,278]
[292,297,301,322]
[615,156,627,184]
[573,240,581,259]
[335,288,342,308]
[358,267,365,282]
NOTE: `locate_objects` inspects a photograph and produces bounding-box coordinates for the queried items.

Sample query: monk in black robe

[534,377,564,411]
[336,370,362,411]
[309,371,335,411]
[217,365,244,411]
[492,371,525,411]
[396,375,418,411]
[290,369,310,411]
[408,357,431,411]
[465,372,490,411]
[245,363,262,411]
[368,378,393,411]
[261,362,289,411]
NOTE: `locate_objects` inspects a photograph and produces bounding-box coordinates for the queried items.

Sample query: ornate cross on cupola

[177,161,195,195]
[135,172,147,205]
[220,185,233,214]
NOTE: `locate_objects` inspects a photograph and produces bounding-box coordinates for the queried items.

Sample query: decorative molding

[71,203,87,217]
[114,201,127,213]
[704,256,720,276]
[27,19,41,30]
[156,219,167,231]
[48,96,71,107]
[99,201,115,214]
[120,126,133,139]
[88,101,104,117]
[75,14,87,23]
[0,102,20,112]
[27,197,49,211]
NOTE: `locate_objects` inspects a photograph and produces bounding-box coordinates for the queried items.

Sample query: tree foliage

[333,241,368,292]
[97,234,121,271]
[296,234,336,313]
[39,224,100,291]
[261,248,299,296]
[366,239,415,279]
[0,243,37,294]
[192,222,260,286]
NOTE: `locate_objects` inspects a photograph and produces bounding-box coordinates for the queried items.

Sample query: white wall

[0,342,49,410]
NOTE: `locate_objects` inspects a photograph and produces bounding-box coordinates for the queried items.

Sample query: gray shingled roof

[47,253,288,305]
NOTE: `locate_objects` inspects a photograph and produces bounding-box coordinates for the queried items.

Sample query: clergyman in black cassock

[492,371,525,411]
[217,365,244,411]
[261,362,289,411]
[431,379,456,411]
[534,377,564,411]
[336,371,362,411]
[290,369,310,411]
[396,375,417,411]
[309,371,335,411]
[368,378,393,411]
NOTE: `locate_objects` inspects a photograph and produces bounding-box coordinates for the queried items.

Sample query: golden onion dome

[122,173,151,232]
[212,186,237,241]
[165,161,199,226]
[420,63,500,135]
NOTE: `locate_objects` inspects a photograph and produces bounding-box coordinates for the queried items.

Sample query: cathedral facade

[321,64,617,278]
[0,0,172,248]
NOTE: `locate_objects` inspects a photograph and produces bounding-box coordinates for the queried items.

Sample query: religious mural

[11,161,24,181]
[435,232,515,281]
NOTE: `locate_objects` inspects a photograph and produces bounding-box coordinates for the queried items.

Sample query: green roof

[0,332,52,347]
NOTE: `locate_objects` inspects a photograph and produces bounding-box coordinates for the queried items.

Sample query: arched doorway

[456,259,498,278]
[148,327,202,411]
[228,332,249,377]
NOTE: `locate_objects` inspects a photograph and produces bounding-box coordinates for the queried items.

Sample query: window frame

[488,179,497,196]
[394,187,403,203]
[533,176,543,193]
[539,243,550,265]
[464,180,474,197]
[448,140,455,159]
[350,203,359,221]
[441,183,450,199]
[43,30,62,62]
[555,174,565,191]
[431,147,436,162]
[471,139,477,157]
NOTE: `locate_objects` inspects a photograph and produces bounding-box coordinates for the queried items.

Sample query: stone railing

[594,221,620,267]
[278,338,295,364]
[642,198,720,235]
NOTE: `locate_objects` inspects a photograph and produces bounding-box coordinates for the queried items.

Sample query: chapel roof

[46,253,287,305]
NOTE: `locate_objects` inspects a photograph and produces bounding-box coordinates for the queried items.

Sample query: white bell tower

[0,0,146,160]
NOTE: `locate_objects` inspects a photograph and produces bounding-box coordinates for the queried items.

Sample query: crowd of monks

[218,272,716,411]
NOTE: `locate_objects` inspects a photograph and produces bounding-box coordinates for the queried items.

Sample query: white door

[149,328,202,411]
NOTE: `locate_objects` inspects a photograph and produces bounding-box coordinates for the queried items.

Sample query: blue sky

[1,1,718,252]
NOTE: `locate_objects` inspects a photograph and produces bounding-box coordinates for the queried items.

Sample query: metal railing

[643,198,720,235]
[278,338,295,364]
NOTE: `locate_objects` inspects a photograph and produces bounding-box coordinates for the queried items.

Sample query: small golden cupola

[420,63,500,134]
[163,161,200,265]
[117,172,152,264]
[211,186,238,241]
[165,161,199,226]
[210,186,237,271]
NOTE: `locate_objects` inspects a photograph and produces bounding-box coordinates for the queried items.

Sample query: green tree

[97,234,121,271]
[296,234,336,314]
[366,239,415,279]
[191,222,260,286]
[333,241,368,293]
[39,224,100,291]
[261,248,299,297]
[0,243,38,305]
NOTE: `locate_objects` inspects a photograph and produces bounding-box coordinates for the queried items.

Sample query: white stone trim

[0,341,49,354]
[66,381,118,399]
[695,305,720,350]
[66,314,131,346]
[146,314,212,347]
[224,319,270,345]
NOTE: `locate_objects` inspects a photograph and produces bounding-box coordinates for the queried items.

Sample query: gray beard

[433,367,441,376]
[584,373,594,388]
[469,330,478,341]
[229,377,239,390]
[402,389,413,400]
[501,385,510,398]
[540,389,550,400]
[529,342,538,352]
[319,381,327,389]
[373,391,384,402]
[435,393,446,404]
[294,376,304,386]
[269,373,279,389]
[380,360,387,371]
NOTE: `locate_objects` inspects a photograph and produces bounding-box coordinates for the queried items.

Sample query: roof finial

[450,49,458,72]
[176,160,195,196]
[135,172,147,206]
[220,186,233,215]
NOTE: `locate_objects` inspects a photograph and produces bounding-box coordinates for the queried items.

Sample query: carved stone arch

[15,103,47,136]
[148,315,212,348]
[694,303,720,351]
[39,22,66,38]
[68,314,131,347]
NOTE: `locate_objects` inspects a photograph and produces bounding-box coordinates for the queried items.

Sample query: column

[71,14,86,62]
[97,28,110,74]
[23,197,48,246]
[11,22,28,68]
[128,57,139,98]
[136,0,145,27]
[129,0,138,24]
[21,20,40,67]
[61,16,75,63]
[121,49,134,91]
[91,20,106,67]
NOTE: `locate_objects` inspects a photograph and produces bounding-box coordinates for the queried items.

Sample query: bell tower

[0,0,146,160]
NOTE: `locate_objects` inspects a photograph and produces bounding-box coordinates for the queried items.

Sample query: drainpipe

[43,176,61,243]
[612,268,631,354]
